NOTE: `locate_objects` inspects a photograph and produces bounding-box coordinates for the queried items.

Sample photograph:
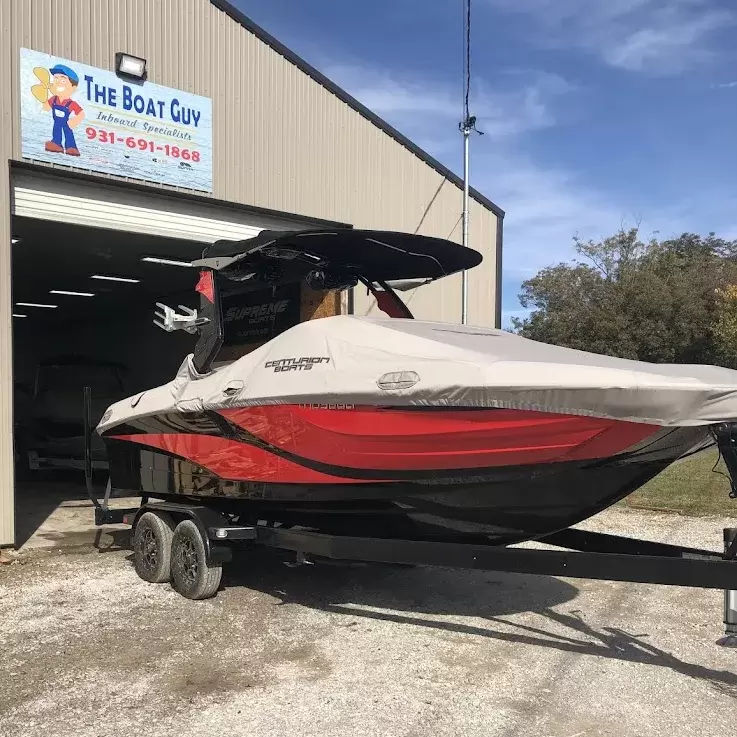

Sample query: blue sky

[235,0,737,326]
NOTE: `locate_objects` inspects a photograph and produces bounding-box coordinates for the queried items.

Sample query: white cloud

[713,80,737,88]
[483,154,627,279]
[484,0,734,74]
[323,64,574,141]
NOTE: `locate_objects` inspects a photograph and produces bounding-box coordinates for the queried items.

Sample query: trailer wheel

[170,520,222,600]
[133,511,175,583]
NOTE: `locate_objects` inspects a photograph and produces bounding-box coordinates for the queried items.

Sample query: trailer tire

[170,520,222,600]
[133,511,175,583]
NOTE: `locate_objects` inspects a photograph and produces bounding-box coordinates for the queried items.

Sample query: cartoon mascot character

[34,63,85,156]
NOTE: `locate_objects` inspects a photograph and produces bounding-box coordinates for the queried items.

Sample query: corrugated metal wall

[0,0,501,545]
[1,1,15,546]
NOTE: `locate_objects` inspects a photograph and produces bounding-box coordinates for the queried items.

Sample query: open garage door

[11,168,331,242]
[10,218,210,546]
[7,168,346,547]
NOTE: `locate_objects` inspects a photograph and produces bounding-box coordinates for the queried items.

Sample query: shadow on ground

[220,547,737,698]
[29,503,735,700]
[15,476,93,546]
[14,474,130,550]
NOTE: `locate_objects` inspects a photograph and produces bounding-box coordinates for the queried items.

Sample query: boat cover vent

[377,371,419,391]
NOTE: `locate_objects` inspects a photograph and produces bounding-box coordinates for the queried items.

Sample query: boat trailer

[82,390,737,645]
[89,493,737,645]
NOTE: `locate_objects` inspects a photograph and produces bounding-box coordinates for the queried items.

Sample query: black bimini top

[193,229,482,282]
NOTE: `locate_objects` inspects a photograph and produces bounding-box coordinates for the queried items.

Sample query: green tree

[714,285,737,366]
[512,229,737,366]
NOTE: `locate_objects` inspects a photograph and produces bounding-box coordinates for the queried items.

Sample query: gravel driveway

[1,507,736,737]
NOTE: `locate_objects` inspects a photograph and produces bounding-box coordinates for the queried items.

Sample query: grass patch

[622,447,737,516]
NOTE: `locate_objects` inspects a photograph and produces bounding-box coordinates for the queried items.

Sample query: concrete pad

[14,479,136,551]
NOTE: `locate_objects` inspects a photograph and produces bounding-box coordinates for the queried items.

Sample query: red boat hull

[102,405,710,543]
[108,405,661,484]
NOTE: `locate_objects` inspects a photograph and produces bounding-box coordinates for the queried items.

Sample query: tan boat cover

[98,316,737,433]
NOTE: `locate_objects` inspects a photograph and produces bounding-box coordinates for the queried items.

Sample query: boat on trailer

[90,229,737,637]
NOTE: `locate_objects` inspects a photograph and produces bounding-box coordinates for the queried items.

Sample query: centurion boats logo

[265,357,330,373]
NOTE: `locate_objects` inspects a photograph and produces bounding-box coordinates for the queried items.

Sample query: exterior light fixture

[12,313,28,318]
[16,302,58,308]
[50,290,96,297]
[115,52,147,81]
[11,238,20,245]
[91,274,140,283]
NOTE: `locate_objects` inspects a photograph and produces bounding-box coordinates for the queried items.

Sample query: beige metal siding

[1,0,500,545]
[1,1,14,546]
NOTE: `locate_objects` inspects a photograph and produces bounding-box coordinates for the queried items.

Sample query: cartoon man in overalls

[41,64,85,156]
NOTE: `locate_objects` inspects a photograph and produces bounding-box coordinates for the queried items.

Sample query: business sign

[20,48,213,192]
[222,285,301,345]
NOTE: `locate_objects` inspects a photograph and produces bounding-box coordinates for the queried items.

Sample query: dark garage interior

[11,217,206,543]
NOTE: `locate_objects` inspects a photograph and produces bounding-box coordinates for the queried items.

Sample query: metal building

[0,0,503,546]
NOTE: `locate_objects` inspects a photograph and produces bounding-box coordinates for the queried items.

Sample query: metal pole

[82,385,101,511]
[461,123,470,324]
[718,527,737,647]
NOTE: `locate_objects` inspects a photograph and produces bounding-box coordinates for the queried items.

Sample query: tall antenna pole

[459,0,480,324]
[461,113,470,325]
